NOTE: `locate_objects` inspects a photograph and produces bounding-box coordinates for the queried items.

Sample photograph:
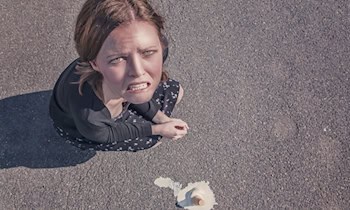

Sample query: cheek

[151,63,163,76]
[147,57,163,77]
[101,66,126,84]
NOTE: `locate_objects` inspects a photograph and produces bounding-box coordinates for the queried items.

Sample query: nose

[127,55,145,77]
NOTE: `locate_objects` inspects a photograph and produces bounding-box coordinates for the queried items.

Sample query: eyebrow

[106,53,125,59]
[106,46,159,58]
[140,46,158,50]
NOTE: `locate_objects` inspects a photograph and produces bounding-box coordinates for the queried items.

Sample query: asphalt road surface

[0,0,349,209]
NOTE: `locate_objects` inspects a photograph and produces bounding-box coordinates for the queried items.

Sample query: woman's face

[90,21,163,104]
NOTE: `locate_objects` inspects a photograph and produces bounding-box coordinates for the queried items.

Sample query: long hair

[74,0,168,99]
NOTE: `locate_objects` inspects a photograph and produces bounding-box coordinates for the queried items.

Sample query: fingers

[171,126,188,140]
[174,122,189,130]
[182,121,189,130]
[160,118,189,140]
[166,118,190,130]
[177,122,189,130]
[175,125,185,130]
[171,134,186,140]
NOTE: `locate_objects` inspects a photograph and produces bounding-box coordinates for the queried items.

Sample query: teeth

[128,83,148,91]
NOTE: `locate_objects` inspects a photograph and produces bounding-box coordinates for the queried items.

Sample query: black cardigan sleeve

[129,99,161,121]
[67,83,153,144]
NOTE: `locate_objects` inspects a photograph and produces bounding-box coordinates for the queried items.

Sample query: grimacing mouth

[127,82,151,91]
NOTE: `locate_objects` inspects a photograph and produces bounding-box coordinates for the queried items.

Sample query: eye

[143,50,157,57]
[110,57,125,64]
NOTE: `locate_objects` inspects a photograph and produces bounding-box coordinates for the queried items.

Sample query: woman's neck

[102,81,126,118]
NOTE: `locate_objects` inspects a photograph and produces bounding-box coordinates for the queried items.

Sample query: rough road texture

[0,0,349,209]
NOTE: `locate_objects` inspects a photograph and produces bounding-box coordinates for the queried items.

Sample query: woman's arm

[70,103,188,143]
[129,99,160,121]
[71,106,154,144]
[151,119,189,140]
[130,100,178,124]
[66,82,154,144]
[152,110,170,124]
[67,82,187,143]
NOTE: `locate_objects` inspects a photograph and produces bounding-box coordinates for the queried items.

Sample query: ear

[89,60,99,71]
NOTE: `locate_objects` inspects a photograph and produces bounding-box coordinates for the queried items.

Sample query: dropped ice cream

[154,177,217,210]
[154,177,182,196]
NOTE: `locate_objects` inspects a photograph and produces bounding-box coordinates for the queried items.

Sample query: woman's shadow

[0,90,95,169]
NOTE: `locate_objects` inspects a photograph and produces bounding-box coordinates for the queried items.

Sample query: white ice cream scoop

[176,181,217,210]
[154,177,217,210]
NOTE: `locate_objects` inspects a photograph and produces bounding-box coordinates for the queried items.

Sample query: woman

[49,0,189,152]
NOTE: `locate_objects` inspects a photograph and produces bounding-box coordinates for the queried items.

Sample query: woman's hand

[152,118,189,140]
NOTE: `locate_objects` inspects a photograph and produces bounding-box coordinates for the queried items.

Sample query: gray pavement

[1,0,349,209]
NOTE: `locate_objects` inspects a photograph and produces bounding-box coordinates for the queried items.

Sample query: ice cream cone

[191,195,205,206]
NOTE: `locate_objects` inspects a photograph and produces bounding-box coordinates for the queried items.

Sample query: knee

[176,85,184,105]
